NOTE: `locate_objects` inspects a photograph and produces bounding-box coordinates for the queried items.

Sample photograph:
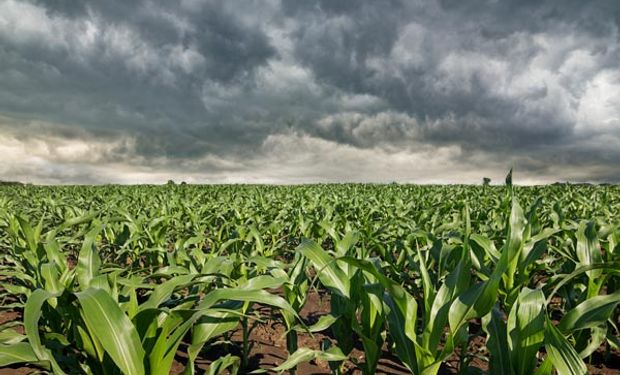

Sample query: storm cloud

[0,0,619,184]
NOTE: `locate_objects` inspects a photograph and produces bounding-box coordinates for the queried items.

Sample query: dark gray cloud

[0,0,619,184]
[286,1,619,149]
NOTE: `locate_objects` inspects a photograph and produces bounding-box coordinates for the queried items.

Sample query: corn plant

[1,180,619,373]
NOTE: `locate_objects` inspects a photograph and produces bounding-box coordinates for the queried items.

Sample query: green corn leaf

[448,278,500,334]
[75,288,145,375]
[198,288,298,317]
[482,306,511,375]
[507,287,545,375]
[16,216,39,253]
[335,231,360,256]
[337,257,411,312]
[503,198,527,292]
[520,228,560,270]
[139,274,195,312]
[470,234,501,262]
[237,275,286,290]
[0,342,38,366]
[424,250,470,351]
[190,289,298,374]
[544,317,587,375]
[0,329,27,345]
[416,245,435,317]
[189,309,240,345]
[2,283,31,297]
[294,314,339,333]
[533,356,553,375]
[545,262,620,305]
[149,310,199,375]
[24,289,65,374]
[186,309,240,375]
[77,223,102,289]
[576,221,603,279]
[58,212,98,231]
[558,291,620,332]
[76,324,103,361]
[297,239,350,298]
[450,198,525,332]
[206,354,240,375]
[0,271,37,285]
[261,346,347,374]
[577,324,607,359]
[384,293,417,373]
[43,238,67,273]
[40,262,63,295]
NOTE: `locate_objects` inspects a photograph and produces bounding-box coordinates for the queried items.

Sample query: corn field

[1,177,619,374]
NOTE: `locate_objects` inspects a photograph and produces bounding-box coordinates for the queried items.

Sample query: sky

[0,0,619,185]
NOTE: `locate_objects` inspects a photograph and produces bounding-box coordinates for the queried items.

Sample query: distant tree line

[0,180,25,186]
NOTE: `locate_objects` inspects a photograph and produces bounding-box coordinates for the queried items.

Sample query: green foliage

[0,182,619,373]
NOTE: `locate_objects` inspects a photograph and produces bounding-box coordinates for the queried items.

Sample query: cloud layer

[1,0,619,184]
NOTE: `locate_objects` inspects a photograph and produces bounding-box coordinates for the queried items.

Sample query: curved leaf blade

[75,288,145,375]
